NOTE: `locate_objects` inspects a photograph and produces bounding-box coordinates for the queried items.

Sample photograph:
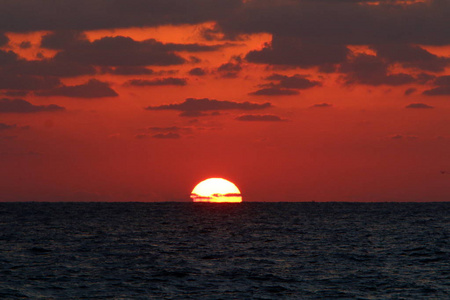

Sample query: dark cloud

[218,0,450,46]
[217,61,242,78]
[0,50,18,66]
[0,0,241,32]
[1,90,28,97]
[405,103,434,109]
[36,79,118,98]
[339,54,415,86]
[189,56,202,64]
[199,26,225,41]
[147,126,192,133]
[390,134,418,140]
[416,73,437,84]
[54,36,186,66]
[434,76,450,86]
[101,66,154,75]
[152,132,180,139]
[311,103,333,108]
[222,193,241,197]
[41,30,88,49]
[245,35,350,69]
[0,32,8,46]
[265,73,317,88]
[190,194,213,201]
[0,98,64,113]
[163,42,228,52]
[236,114,285,122]
[179,110,209,117]
[263,73,321,89]
[391,134,403,140]
[423,75,450,96]
[1,1,449,49]
[372,44,449,72]
[3,59,96,78]
[249,87,299,96]
[52,36,226,67]
[423,86,450,96]
[0,123,16,130]
[0,74,61,91]
[19,41,32,49]
[404,88,417,96]
[189,67,207,76]
[146,97,271,113]
[126,77,187,86]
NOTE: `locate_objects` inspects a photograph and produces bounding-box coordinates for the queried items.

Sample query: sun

[191,178,242,203]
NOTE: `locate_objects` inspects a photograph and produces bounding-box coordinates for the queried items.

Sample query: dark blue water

[1,202,449,299]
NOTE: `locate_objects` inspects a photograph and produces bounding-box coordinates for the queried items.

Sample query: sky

[0,0,449,202]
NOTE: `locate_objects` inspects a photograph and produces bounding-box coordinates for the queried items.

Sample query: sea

[0,202,449,299]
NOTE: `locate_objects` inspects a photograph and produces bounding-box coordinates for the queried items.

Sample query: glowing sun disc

[191,178,242,203]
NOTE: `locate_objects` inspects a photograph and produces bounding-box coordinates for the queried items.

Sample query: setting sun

[191,178,242,203]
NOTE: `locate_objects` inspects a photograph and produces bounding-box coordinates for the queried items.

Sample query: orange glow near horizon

[191,178,243,203]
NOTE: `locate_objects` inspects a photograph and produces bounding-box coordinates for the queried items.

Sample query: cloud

[249,87,299,96]
[41,30,88,49]
[434,76,450,86]
[1,1,449,49]
[424,87,450,96]
[1,48,95,79]
[236,114,285,122]
[0,123,16,130]
[0,50,19,66]
[163,42,228,52]
[152,132,181,139]
[19,41,32,49]
[0,0,241,32]
[0,73,61,91]
[36,79,118,98]
[372,43,449,72]
[53,36,186,67]
[146,97,272,112]
[405,103,434,109]
[52,36,227,67]
[417,73,436,84]
[189,67,207,76]
[246,35,349,69]
[147,126,192,133]
[390,134,419,140]
[126,77,187,86]
[311,103,332,108]
[179,110,209,117]
[339,54,415,86]
[0,98,64,113]
[218,0,450,46]
[252,73,321,95]
[2,59,96,78]
[404,88,417,96]
[217,60,242,78]
[423,75,450,96]
[265,74,321,90]
[0,32,8,46]
[190,194,213,201]
[1,90,28,97]
[101,66,154,75]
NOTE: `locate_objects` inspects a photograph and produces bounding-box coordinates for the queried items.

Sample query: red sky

[0,0,449,202]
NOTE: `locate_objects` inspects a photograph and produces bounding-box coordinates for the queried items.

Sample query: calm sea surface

[0,202,449,299]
